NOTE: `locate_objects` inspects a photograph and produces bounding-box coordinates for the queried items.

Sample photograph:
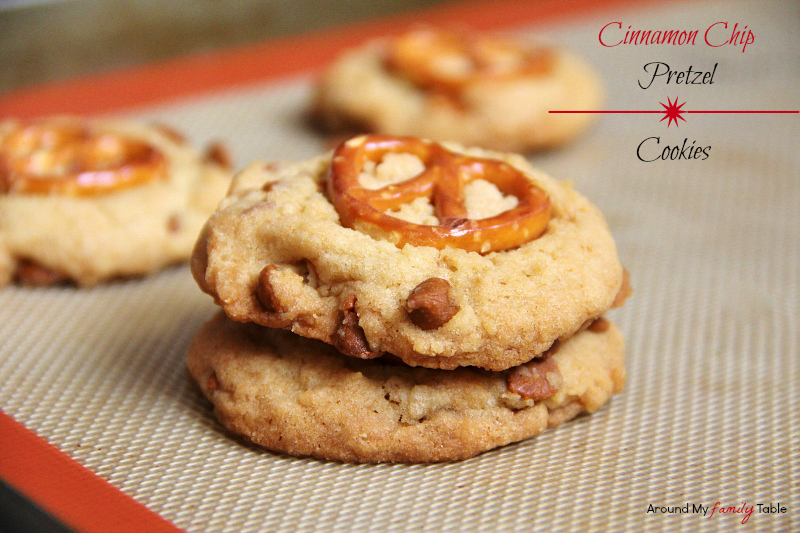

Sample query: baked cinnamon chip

[406,277,460,330]
[333,295,381,359]
[256,265,284,313]
[14,259,70,286]
[507,356,563,401]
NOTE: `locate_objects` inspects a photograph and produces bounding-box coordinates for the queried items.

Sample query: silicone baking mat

[0,0,797,531]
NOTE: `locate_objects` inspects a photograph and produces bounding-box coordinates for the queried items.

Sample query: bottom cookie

[187,312,626,463]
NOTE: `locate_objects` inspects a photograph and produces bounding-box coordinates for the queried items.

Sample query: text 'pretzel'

[0,120,167,196]
[328,135,551,254]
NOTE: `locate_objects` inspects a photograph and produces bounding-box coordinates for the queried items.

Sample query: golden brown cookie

[187,312,626,463]
[313,29,603,152]
[192,135,626,370]
[0,117,232,286]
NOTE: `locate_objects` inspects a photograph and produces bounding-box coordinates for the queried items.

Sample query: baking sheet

[1,0,798,531]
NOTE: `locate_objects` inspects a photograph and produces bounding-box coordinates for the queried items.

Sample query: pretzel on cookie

[0,120,167,196]
[386,29,553,99]
[328,135,551,254]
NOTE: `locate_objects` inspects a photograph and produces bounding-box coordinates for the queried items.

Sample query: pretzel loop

[0,120,167,196]
[328,135,551,254]
[386,29,554,97]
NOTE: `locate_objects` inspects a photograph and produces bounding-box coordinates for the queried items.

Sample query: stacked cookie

[189,134,630,463]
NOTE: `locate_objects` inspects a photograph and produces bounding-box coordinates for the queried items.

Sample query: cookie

[313,29,603,152]
[0,117,232,286]
[192,135,627,370]
[187,312,626,463]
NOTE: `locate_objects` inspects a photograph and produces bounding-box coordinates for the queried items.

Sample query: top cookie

[0,117,232,286]
[314,29,603,152]
[193,135,624,370]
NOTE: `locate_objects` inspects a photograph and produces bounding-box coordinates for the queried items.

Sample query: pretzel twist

[0,120,167,196]
[386,29,553,97]
[328,135,551,254]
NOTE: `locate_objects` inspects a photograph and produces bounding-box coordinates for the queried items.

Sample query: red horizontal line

[550,110,799,114]
[549,110,662,113]
[686,110,799,113]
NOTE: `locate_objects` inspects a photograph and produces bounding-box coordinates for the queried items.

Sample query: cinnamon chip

[204,142,232,170]
[405,277,459,330]
[255,265,283,313]
[333,295,381,359]
[167,213,182,234]
[14,259,70,286]
[507,356,562,401]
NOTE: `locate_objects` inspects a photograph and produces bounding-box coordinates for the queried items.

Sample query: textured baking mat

[1,0,798,531]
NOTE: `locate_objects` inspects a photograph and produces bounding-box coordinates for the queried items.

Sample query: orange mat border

[0,0,659,119]
[0,411,181,532]
[0,0,670,529]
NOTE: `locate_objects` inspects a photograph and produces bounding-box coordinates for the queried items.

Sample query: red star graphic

[660,97,687,127]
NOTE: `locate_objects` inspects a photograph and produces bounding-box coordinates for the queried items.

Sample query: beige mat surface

[1,0,797,531]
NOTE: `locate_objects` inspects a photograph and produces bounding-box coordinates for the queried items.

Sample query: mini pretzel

[0,120,167,196]
[328,135,551,254]
[386,29,553,97]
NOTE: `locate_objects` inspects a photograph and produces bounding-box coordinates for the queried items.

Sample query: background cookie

[0,117,232,286]
[313,29,603,152]
[188,312,626,463]
[193,141,625,370]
